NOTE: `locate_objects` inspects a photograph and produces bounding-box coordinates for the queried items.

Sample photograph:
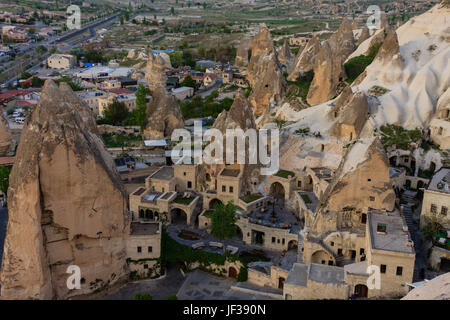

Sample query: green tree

[210,201,237,253]
[127,84,148,130]
[134,293,153,300]
[170,7,175,15]
[31,76,45,87]
[166,294,178,300]
[20,71,31,80]
[103,101,129,125]
[180,75,196,88]
[0,166,11,196]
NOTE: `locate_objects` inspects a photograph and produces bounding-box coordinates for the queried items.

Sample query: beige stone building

[47,54,77,70]
[126,222,162,279]
[420,168,450,229]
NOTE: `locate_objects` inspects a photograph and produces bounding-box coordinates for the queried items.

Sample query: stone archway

[209,198,223,210]
[278,277,285,290]
[171,208,188,225]
[389,156,397,167]
[311,250,333,265]
[354,284,368,298]
[234,225,243,241]
[288,240,298,250]
[229,266,237,278]
[270,182,285,205]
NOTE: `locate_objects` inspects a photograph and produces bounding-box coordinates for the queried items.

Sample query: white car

[14,117,25,124]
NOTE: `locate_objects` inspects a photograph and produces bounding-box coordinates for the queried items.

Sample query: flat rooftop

[220,168,240,177]
[369,210,415,254]
[151,166,174,181]
[311,167,334,180]
[141,191,162,203]
[298,191,318,212]
[427,168,450,194]
[308,263,345,285]
[286,263,308,287]
[130,222,159,236]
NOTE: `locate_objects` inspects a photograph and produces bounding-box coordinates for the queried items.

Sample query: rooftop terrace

[220,168,240,177]
[130,222,160,236]
[428,168,450,194]
[369,210,415,254]
[151,166,174,181]
[298,191,318,212]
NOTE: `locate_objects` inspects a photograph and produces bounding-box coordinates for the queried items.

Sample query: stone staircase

[297,235,304,263]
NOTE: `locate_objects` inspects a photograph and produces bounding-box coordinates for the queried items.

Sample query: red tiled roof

[0,157,14,166]
[108,88,134,94]
[0,89,30,101]
[15,100,35,107]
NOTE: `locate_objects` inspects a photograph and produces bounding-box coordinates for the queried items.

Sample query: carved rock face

[235,40,249,67]
[247,24,286,119]
[143,87,184,140]
[287,35,321,82]
[307,18,356,106]
[0,81,129,300]
[0,106,12,156]
[278,39,293,69]
[145,52,168,92]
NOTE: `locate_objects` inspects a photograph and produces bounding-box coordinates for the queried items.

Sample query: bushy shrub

[237,267,248,282]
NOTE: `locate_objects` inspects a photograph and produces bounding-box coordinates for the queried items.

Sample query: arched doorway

[417,180,424,189]
[139,209,145,219]
[288,240,298,250]
[311,250,333,265]
[209,198,223,210]
[270,182,285,205]
[234,225,243,241]
[354,284,368,298]
[228,266,237,278]
[389,156,397,167]
[171,208,188,225]
[429,162,436,173]
[278,277,285,290]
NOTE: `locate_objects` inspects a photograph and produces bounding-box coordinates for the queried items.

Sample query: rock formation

[329,18,356,62]
[329,91,369,142]
[0,81,129,299]
[306,18,355,105]
[402,272,450,300]
[287,35,321,81]
[145,52,168,92]
[307,41,344,106]
[247,25,286,119]
[202,89,260,194]
[358,26,371,46]
[372,30,403,69]
[235,39,249,67]
[0,107,12,156]
[278,39,293,68]
[143,87,184,139]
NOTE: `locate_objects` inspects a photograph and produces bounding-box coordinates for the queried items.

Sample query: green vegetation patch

[344,42,382,83]
[173,196,195,205]
[300,194,312,204]
[287,70,314,100]
[274,170,295,179]
[241,193,263,203]
[379,124,422,151]
[101,133,143,148]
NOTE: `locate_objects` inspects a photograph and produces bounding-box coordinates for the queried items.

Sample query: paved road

[1,12,122,87]
[0,208,8,269]
[176,269,277,300]
[102,266,185,300]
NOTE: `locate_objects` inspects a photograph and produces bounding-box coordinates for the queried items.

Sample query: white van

[15,117,25,124]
